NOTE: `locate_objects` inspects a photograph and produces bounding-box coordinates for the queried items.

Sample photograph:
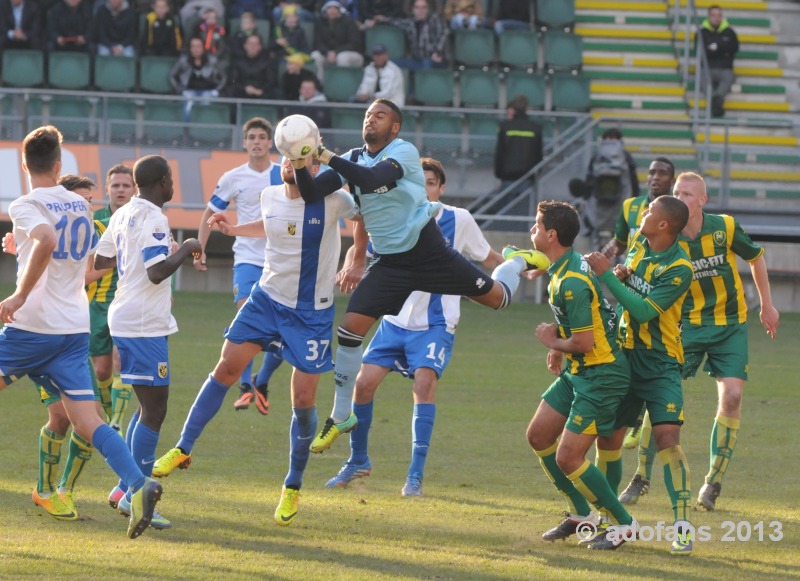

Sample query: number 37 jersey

[8,185,97,334]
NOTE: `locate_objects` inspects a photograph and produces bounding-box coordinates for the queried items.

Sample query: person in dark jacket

[94,0,137,57]
[310,0,363,80]
[494,94,543,190]
[492,0,531,35]
[698,5,739,117]
[140,0,182,57]
[0,0,43,51]
[47,0,92,52]
[281,52,319,100]
[227,33,280,99]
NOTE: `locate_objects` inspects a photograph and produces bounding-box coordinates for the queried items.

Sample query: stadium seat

[143,100,185,145]
[419,112,463,154]
[452,29,495,69]
[413,69,454,106]
[103,98,139,143]
[543,30,582,73]
[2,49,45,87]
[364,25,406,59]
[330,107,364,131]
[505,71,546,109]
[189,103,233,148]
[139,55,178,94]
[535,0,576,30]
[467,114,500,153]
[239,103,281,126]
[322,65,363,102]
[49,95,94,141]
[459,69,500,108]
[229,17,271,45]
[94,55,136,92]
[48,51,91,90]
[551,73,591,111]
[498,30,539,71]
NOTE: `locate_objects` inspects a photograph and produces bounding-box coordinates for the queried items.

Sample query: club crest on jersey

[158,362,168,378]
[713,230,727,246]
[288,222,296,235]
[654,265,666,277]
[564,289,573,300]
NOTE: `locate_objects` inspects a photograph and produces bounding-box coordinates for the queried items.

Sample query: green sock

[636,412,657,480]
[96,376,113,422]
[533,442,592,516]
[706,415,739,485]
[110,382,134,429]
[38,427,65,495]
[596,448,623,495]
[658,445,692,522]
[58,430,93,492]
[567,460,633,525]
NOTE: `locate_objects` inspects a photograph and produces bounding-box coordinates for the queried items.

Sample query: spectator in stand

[170,36,226,121]
[360,0,405,28]
[228,33,280,99]
[385,0,447,70]
[353,44,405,107]
[289,78,330,127]
[270,5,310,62]
[272,0,315,24]
[493,94,543,194]
[228,0,267,19]
[47,0,92,52]
[299,77,327,103]
[444,0,485,30]
[93,0,137,57]
[229,10,260,61]
[281,52,319,100]
[180,0,224,37]
[310,0,363,80]
[140,0,182,57]
[193,7,228,64]
[492,0,531,35]
[0,0,43,51]
[698,5,739,117]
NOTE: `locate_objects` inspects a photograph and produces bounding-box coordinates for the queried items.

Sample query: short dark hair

[601,128,623,140]
[243,117,273,139]
[58,174,96,192]
[106,164,133,185]
[22,125,62,175]
[508,94,528,116]
[537,200,581,247]
[708,4,721,13]
[652,156,675,179]
[134,155,171,189]
[657,196,689,235]
[421,157,445,185]
[373,98,403,128]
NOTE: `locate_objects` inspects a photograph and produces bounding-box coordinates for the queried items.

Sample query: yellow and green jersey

[93,204,112,222]
[678,212,763,327]
[548,248,620,374]
[86,216,118,303]
[619,233,693,362]
[612,194,649,247]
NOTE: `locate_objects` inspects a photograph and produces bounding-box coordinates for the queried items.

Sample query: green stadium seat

[498,30,539,71]
[452,29,495,69]
[2,49,45,87]
[229,18,271,45]
[94,55,136,92]
[535,0,575,30]
[364,24,406,59]
[414,69,454,106]
[239,103,282,125]
[103,99,138,143]
[189,103,233,148]
[48,51,91,90]
[322,65,363,102]
[543,30,582,73]
[505,71,546,109]
[551,73,591,111]
[139,55,178,94]
[143,100,184,144]
[49,95,94,141]
[419,112,463,154]
[331,107,364,131]
[459,69,500,107]
[467,114,500,153]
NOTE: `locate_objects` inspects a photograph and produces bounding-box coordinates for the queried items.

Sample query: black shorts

[347,218,494,319]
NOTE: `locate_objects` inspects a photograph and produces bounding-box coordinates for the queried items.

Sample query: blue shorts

[363,320,455,379]
[0,327,95,401]
[233,263,263,303]
[113,336,170,386]
[225,285,334,374]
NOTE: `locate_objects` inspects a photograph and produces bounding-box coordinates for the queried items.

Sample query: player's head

[533,200,580,251]
[243,117,273,159]
[22,125,62,178]
[58,174,96,202]
[421,157,445,202]
[281,155,321,184]
[672,171,707,220]
[134,155,173,205]
[640,196,689,240]
[106,164,135,212]
[363,99,402,147]
[647,157,675,199]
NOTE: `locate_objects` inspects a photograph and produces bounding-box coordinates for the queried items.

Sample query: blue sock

[131,422,160,479]
[118,411,140,492]
[350,401,373,465]
[491,258,525,299]
[177,374,230,453]
[284,406,317,489]
[240,358,254,388]
[332,344,362,422]
[92,424,145,494]
[409,403,436,478]
[255,349,283,387]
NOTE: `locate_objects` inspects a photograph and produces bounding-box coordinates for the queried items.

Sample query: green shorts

[38,357,100,407]
[681,321,749,381]
[542,354,631,437]
[615,348,684,428]
[89,301,113,357]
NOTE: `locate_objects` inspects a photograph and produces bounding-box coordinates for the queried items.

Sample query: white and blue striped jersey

[336,138,437,255]
[259,186,358,310]
[96,196,178,338]
[384,205,492,333]
[7,185,96,334]
[209,162,282,267]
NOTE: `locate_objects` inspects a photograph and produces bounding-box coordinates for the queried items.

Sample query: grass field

[0,289,798,580]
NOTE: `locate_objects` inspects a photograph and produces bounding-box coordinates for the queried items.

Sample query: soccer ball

[274,115,320,160]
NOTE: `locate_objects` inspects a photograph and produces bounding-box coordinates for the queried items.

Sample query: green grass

[0,290,798,580]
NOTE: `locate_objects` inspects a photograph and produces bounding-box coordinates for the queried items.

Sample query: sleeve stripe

[208,195,229,212]
[142,245,168,268]
[572,325,594,333]
[645,297,664,314]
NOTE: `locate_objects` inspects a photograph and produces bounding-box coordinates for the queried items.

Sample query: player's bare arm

[146,238,202,284]
[208,213,266,238]
[749,255,779,339]
[535,323,594,354]
[194,206,215,271]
